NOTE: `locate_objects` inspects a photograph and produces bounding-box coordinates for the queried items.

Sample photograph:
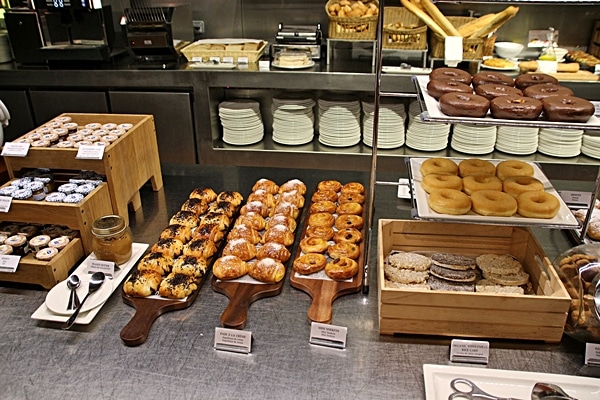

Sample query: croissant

[123,269,162,297]
[171,255,208,278]
[183,238,218,259]
[213,255,249,280]
[262,225,295,246]
[248,258,286,283]
[227,224,262,245]
[222,238,257,261]
[158,272,198,299]
[257,242,291,262]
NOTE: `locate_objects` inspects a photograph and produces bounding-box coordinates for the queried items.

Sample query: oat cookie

[476,254,523,275]
[431,252,476,271]
[384,264,428,284]
[387,251,431,272]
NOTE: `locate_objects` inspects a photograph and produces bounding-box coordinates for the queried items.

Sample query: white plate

[272,60,315,69]
[45,276,113,315]
[31,243,148,325]
[423,364,600,400]
[409,157,580,228]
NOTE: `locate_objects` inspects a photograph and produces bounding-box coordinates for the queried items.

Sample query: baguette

[468,6,519,39]
[400,0,448,38]
[421,0,461,37]
[519,60,581,73]
[457,13,496,38]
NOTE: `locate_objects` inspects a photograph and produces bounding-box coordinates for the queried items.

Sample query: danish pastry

[213,255,249,280]
[248,258,286,283]
[317,180,342,192]
[208,200,238,218]
[328,242,360,260]
[310,200,337,214]
[202,212,230,230]
[160,224,193,243]
[335,214,364,230]
[171,255,208,278]
[158,272,198,299]
[123,269,162,297]
[256,242,291,262]
[338,192,365,205]
[150,238,184,258]
[137,252,172,275]
[341,182,365,194]
[299,236,329,254]
[325,257,359,280]
[216,191,244,207]
[180,197,208,216]
[183,238,218,259]
[308,212,335,227]
[312,190,338,203]
[194,222,225,243]
[336,202,363,215]
[169,210,199,229]
[293,253,327,275]
[189,187,217,203]
[306,225,334,241]
[333,228,362,244]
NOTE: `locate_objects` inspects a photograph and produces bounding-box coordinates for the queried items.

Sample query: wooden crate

[0,238,84,289]
[0,182,113,254]
[377,219,571,343]
[3,113,163,225]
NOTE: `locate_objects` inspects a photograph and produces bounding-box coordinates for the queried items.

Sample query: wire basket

[326,0,379,40]
[382,7,427,50]
[429,16,496,60]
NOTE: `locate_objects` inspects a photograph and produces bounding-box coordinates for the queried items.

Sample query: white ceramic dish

[409,157,580,228]
[423,364,600,400]
[45,276,113,315]
[31,243,148,325]
[272,60,315,69]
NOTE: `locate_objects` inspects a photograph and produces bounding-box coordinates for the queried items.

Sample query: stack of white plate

[450,123,497,155]
[317,94,361,147]
[405,101,450,151]
[538,127,583,157]
[218,99,264,145]
[271,92,315,146]
[362,98,406,149]
[580,131,600,159]
[0,34,11,64]
[495,126,539,155]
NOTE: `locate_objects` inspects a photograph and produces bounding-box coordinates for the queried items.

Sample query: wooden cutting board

[211,276,284,329]
[547,70,599,81]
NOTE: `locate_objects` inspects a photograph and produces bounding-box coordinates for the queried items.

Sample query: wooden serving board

[547,70,600,81]
[120,275,207,346]
[211,276,284,329]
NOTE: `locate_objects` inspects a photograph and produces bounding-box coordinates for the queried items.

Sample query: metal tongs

[448,378,579,400]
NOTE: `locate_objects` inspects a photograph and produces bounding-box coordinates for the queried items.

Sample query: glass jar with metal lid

[91,215,133,265]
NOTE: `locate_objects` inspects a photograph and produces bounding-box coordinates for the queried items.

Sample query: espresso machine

[4,0,116,65]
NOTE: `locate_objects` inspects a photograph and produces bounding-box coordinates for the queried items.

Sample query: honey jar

[91,215,132,265]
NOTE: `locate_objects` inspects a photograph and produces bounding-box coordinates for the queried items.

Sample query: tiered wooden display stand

[0,113,163,288]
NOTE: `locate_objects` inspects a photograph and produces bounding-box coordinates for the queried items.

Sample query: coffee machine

[4,0,116,65]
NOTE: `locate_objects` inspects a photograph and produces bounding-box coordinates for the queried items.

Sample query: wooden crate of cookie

[377,219,571,343]
[326,0,379,40]
[382,7,427,50]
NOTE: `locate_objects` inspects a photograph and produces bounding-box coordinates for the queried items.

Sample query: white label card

[450,339,490,364]
[585,343,600,366]
[222,56,234,64]
[76,145,104,160]
[238,56,249,64]
[214,327,252,354]
[1,142,30,157]
[0,196,12,213]
[559,190,592,207]
[87,259,115,278]
[309,322,347,349]
[0,254,21,273]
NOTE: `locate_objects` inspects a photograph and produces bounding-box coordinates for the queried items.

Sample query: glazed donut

[458,158,496,177]
[523,84,574,100]
[490,95,543,120]
[299,236,329,254]
[503,176,544,198]
[312,190,338,203]
[262,225,295,246]
[341,182,365,195]
[427,188,471,215]
[235,211,266,231]
[317,180,342,192]
[279,179,306,195]
[439,92,490,118]
[515,73,559,90]
[472,72,515,87]
[496,160,534,180]
[420,157,458,176]
[310,200,337,214]
[427,79,473,100]
[542,96,595,123]
[475,84,523,100]
[325,257,359,280]
[517,191,560,218]
[293,253,327,275]
[333,228,363,244]
[308,212,335,227]
[462,174,503,195]
[252,178,279,194]
[266,214,297,232]
[471,190,517,217]
[256,241,291,262]
[328,242,360,260]
[421,173,463,194]
[336,202,363,215]
[335,214,364,230]
[338,192,366,205]
[306,225,335,241]
[429,67,472,85]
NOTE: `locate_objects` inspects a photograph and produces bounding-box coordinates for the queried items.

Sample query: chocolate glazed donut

[472,72,515,87]
[515,73,559,89]
[439,92,490,118]
[523,84,574,100]
[427,79,473,100]
[542,96,595,122]
[429,67,472,85]
[475,84,523,100]
[490,95,543,120]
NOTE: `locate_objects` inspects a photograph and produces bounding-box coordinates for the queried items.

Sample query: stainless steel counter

[0,166,598,400]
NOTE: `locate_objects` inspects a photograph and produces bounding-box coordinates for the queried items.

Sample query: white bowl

[554,47,568,62]
[494,42,524,59]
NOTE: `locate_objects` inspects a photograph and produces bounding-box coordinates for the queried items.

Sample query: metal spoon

[62,272,106,330]
[531,382,578,400]
[66,274,81,310]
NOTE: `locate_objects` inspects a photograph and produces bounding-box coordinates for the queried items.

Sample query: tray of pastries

[210,178,307,330]
[414,69,600,130]
[409,157,579,228]
[290,180,366,324]
[120,187,242,346]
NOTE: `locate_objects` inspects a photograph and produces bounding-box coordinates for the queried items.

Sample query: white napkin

[444,36,463,67]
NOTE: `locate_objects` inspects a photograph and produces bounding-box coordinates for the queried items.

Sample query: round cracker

[431,252,476,271]
[430,264,477,282]
[387,251,431,272]
[384,264,428,284]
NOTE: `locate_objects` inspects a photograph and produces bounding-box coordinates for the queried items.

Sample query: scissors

[449,378,524,400]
